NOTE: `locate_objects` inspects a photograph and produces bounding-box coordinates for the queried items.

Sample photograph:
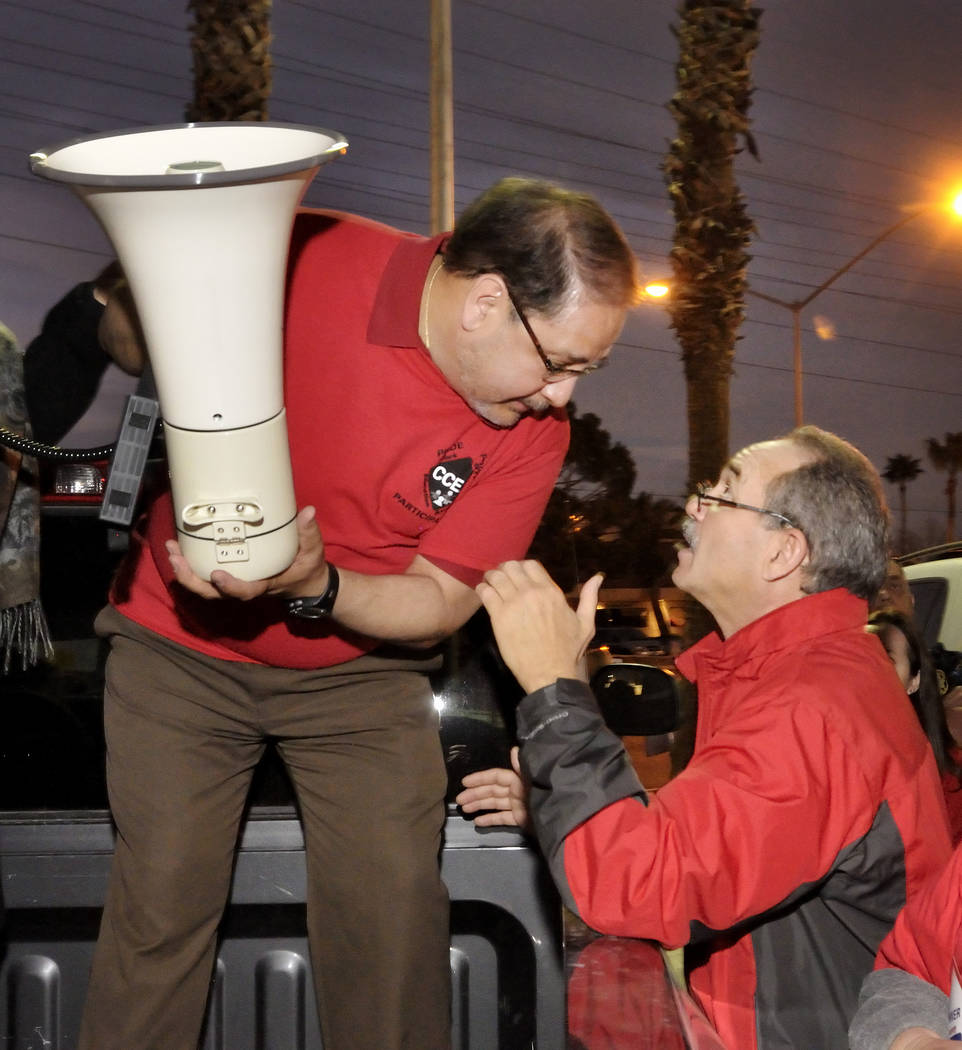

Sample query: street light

[645,192,962,426]
[747,208,933,426]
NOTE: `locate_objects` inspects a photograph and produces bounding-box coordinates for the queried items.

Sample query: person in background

[936,650,962,761]
[872,556,915,619]
[23,261,143,445]
[0,323,52,671]
[867,560,962,839]
[849,839,962,1050]
[25,178,641,1050]
[868,608,962,845]
[466,425,952,1050]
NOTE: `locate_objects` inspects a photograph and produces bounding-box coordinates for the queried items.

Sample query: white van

[903,543,962,653]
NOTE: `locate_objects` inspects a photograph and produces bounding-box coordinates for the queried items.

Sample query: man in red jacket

[472,425,952,1050]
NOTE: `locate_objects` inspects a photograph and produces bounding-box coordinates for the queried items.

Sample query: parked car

[902,544,962,697]
[902,542,962,653]
[591,624,665,658]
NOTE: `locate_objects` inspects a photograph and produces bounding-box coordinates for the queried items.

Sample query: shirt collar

[676,588,869,682]
[367,231,448,348]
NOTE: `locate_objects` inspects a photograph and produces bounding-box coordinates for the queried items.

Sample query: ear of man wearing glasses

[471,425,951,1050]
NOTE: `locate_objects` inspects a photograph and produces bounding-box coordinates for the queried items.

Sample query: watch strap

[286,564,340,619]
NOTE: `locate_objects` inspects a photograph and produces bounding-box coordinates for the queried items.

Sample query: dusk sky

[3,0,961,548]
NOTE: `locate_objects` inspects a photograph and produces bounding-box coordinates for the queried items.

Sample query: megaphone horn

[30,122,348,581]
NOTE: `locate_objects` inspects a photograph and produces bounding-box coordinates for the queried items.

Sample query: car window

[909,578,948,650]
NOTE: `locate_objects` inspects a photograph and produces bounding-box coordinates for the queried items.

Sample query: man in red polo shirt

[68,178,640,1050]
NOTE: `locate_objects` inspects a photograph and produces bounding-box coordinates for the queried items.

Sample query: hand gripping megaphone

[29,122,348,581]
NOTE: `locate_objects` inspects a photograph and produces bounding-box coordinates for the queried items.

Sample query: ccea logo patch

[425,457,472,510]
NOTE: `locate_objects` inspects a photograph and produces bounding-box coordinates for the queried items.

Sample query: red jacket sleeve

[874,842,962,993]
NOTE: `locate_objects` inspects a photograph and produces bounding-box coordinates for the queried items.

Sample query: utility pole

[748,209,926,426]
[429,0,454,233]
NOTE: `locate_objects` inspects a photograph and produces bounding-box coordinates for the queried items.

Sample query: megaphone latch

[214,522,250,566]
[180,501,263,565]
[182,500,265,529]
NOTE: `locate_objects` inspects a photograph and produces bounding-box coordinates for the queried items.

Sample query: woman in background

[868,609,962,844]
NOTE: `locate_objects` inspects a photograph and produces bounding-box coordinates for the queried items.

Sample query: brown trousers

[78,606,451,1050]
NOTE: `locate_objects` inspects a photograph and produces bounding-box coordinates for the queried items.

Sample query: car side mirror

[589,663,681,737]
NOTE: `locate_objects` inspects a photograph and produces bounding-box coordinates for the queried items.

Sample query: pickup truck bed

[1,808,564,1050]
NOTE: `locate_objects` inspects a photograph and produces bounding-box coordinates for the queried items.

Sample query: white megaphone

[29,122,348,581]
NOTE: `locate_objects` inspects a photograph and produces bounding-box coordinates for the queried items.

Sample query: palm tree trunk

[186,0,273,123]
[664,0,761,494]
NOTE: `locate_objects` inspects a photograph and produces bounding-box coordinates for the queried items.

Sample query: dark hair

[442,177,641,319]
[763,425,889,601]
[868,608,960,780]
[871,556,914,616]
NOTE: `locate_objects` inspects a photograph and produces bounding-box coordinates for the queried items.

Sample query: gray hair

[763,425,890,601]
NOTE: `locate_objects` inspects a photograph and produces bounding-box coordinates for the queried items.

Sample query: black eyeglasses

[504,286,607,384]
[695,482,796,529]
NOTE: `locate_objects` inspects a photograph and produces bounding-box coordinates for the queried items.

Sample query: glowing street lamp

[645,189,962,426]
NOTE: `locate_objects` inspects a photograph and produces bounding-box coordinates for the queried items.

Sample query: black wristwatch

[286,565,340,620]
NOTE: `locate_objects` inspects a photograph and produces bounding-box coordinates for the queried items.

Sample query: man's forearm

[517,678,647,912]
[327,562,480,648]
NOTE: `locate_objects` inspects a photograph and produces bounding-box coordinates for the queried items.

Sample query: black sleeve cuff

[518,678,647,852]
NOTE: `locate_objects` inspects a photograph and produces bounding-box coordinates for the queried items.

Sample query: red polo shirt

[111,209,569,669]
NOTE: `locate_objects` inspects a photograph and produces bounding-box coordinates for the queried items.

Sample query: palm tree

[663,0,761,495]
[881,453,924,553]
[185,0,272,122]
[926,432,962,543]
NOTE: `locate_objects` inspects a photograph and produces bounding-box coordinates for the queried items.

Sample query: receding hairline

[722,438,816,493]
[442,176,643,315]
